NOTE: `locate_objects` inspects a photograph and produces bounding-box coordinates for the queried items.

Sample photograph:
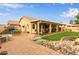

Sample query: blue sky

[0,3,79,24]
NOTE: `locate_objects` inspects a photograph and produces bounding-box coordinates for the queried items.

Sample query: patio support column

[61,25,63,31]
[30,23,32,34]
[56,25,59,32]
[37,22,40,34]
[41,24,43,34]
[49,24,52,33]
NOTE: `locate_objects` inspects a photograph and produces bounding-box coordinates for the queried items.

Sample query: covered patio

[31,20,65,35]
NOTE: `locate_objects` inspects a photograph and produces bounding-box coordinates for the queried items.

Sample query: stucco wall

[72,26,79,32]
[19,17,32,33]
[0,25,5,33]
[65,25,72,31]
[65,25,79,32]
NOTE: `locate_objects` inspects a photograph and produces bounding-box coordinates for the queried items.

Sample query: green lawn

[42,32,79,41]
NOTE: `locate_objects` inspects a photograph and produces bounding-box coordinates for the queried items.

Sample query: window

[22,25,25,28]
[32,24,35,29]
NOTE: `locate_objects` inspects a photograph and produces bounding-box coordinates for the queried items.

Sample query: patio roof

[38,20,66,25]
[20,16,66,25]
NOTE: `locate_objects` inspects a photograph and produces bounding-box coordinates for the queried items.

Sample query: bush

[2,26,16,34]
[12,30,21,35]
[2,26,21,34]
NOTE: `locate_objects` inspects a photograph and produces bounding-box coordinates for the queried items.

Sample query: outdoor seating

[0,36,7,43]
[0,34,13,43]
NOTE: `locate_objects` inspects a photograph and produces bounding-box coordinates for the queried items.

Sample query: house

[66,24,79,32]
[71,24,79,32]
[65,24,72,31]
[19,16,65,34]
[0,24,6,34]
[8,20,21,30]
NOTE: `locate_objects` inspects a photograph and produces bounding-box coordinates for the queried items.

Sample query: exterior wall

[65,25,72,31]
[65,25,79,32]
[31,29,37,33]
[72,26,79,32]
[19,16,71,34]
[31,23,37,33]
[15,26,21,30]
[19,17,32,33]
[0,25,5,33]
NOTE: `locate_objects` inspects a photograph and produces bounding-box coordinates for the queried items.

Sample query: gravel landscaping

[33,32,79,55]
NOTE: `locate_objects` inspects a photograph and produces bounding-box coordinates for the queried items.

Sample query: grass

[42,31,79,41]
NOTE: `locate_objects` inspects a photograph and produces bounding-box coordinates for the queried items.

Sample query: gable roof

[19,16,39,22]
[8,20,19,25]
[19,16,66,25]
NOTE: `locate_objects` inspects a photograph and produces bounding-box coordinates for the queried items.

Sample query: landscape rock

[35,39,48,46]
[75,38,79,45]
[74,45,79,55]
[33,36,79,55]
[32,36,41,41]
[60,36,78,41]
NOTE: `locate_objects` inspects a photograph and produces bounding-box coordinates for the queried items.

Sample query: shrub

[2,26,16,34]
[12,30,21,35]
[2,26,21,34]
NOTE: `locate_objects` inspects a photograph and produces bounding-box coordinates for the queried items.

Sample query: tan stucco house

[66,24,79,32]
[19,16,65,34]
[1,16,79,34]
[0,24,6,33]
[8,20,21,30]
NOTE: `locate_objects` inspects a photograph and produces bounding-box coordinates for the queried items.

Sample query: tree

[74,19,79,24]
[74,13,79,24]
[69,20,73,24]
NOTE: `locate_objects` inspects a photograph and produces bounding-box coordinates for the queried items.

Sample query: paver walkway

[0,33,60,55]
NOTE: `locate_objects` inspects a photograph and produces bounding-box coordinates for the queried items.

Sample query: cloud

[70,3,74,5]
[5,8,11,11]
[25,4,35,8]
[29,5,34,8]
[0,3,35,9]
[0,3,35,11]
[0,3,24,9]
[0,13,10,16]
[60,8,79,18]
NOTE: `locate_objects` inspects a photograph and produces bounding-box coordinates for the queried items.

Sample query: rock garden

[33,32,79,55]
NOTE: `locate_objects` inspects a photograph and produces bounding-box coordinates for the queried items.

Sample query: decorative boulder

[60,44,75,55]
[74,45,79,55]
[75,38,79,45]
[35,39,48,46]
[32,37,41,41]
[61,36,78,41]
[7,34,13,41]
[48,41,62,51]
